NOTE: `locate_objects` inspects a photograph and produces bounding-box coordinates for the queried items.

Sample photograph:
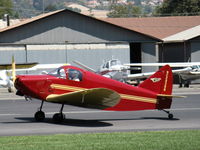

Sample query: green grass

[0,130,200,150]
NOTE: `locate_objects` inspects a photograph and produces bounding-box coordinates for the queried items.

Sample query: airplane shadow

[96,117,180,121]
[9,117,114,127]
[1,116,179,127]
[140,117,179,121]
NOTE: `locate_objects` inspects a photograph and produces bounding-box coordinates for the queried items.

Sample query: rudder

[138,65,173,95]
[138,65,173,109]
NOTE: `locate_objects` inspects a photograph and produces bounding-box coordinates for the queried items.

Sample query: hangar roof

[0,9,64,33]
[103,16,200,40]
[1,9,199,42]
[163,25,200,42]
[0,9,160,41]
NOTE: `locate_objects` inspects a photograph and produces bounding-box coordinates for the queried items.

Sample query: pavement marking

[173,92,200,95]
[170,108,200,111]
[0,114,21,116]
[0,97,24,101]
[0,108,200,117]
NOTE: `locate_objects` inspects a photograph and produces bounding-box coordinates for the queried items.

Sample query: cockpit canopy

[191,65,200,71]
[48,67,82,81]
[102,59,122,69]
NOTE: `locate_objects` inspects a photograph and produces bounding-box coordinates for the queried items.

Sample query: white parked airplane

[73,59,140,83]
[0,60,68,92]
[74,59,200,87]
[124,62,200,87]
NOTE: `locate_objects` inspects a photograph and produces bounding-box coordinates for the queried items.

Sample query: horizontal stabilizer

[157,94,186,98]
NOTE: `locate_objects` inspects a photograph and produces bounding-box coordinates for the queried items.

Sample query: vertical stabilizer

[139,65,173,110]
[138,65,173,95]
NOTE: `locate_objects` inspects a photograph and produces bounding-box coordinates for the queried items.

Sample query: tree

[45,4,58,12]
[107,4,142,18]
[154,0,200,16]
[14,0,38,18]
[33,0,43,11]
[0,0,14,19]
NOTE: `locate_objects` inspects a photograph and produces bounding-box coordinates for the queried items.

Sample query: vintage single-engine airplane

[15,64,180,123]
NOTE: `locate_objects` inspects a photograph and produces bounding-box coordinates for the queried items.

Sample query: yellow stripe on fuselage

[51,84,87,92]
[50,84,157,104]
[120,94,157,104]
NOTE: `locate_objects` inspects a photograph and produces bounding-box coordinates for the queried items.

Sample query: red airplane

[15,64,175,123]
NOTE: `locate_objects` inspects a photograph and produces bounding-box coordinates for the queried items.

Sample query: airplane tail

[138,65,173,109]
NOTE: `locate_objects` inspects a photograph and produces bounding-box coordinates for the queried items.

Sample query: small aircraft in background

[74,59,200,87]
[14,64,182,123]
[0,57,67,92]
[124,62,200,87]
[0,57,37,92]
[73,59,140,83]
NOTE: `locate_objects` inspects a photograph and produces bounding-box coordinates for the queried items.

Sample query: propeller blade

[12,55,16,83]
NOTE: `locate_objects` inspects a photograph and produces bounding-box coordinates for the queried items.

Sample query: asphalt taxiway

[0,85,200,136]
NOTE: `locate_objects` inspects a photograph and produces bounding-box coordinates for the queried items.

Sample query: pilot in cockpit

[68,69,81,81]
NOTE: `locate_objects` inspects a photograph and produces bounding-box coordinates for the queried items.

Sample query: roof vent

[3,14,10,26]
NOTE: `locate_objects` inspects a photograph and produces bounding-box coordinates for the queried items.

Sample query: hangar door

[129,43,141,73]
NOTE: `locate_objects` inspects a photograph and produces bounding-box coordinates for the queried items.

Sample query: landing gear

[34,101,65,123]
[53,113,65,123]
[179,77,190,88]
[184,81,190,88]
[161,109,174,119]
[34,101,45,122]
[35,111,45,121]
[52,104,65,123]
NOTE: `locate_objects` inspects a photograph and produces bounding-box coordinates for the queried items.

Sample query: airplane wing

[46,88,120,109]
[126,68,193,80]
[0,63,68,72]
[0,62,38,70]
[13,63,69,72]
[126,72,155,80]
[124,62,200,67]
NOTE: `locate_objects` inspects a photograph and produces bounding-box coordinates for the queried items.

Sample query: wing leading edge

[46,88,121,109]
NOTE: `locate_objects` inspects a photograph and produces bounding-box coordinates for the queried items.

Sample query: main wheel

[34,111,45,122]
[53,113,65,123]
[168,113,173,119]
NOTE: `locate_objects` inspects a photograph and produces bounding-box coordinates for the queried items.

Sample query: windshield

[191,65,200,70]
[68,69,82,81]
[110,60,121,66]
[48,67,66,78]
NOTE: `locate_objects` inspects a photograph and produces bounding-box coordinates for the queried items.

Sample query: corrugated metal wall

[191,36,200,62]
[0,43,130,72]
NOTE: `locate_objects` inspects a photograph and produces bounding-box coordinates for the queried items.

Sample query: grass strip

[0,130,200,150]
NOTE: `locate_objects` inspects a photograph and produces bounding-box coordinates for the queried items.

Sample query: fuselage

[15,65,159,111]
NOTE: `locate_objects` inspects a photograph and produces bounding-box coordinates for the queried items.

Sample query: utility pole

[42,0,44,13]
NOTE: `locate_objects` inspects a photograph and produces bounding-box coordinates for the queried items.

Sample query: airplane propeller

[12,55,16,84]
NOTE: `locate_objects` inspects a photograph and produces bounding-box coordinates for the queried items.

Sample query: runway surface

[0,86,200,136]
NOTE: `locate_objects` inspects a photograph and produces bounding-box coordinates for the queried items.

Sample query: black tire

[53,113,65,123]
[8,87,12,93]
[168,113,173,119]
[184,83,190,88]
[34,111,45,122]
